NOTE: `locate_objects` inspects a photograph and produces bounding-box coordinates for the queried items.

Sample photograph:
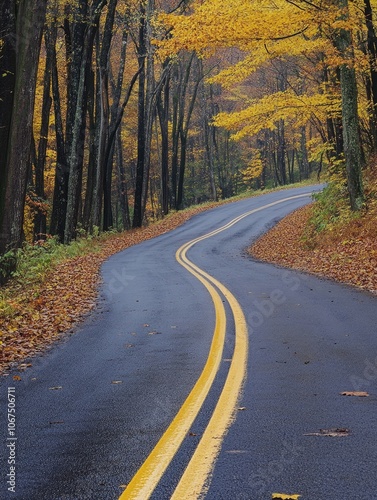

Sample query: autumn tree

[158,0,373,208]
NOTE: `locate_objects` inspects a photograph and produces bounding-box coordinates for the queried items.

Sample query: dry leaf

[304,427,350,437]
[340,391,369,397]
[272,495,301,500]
[111,380,122,384]
[12,375,21,381]
[238,407,247,411]
[18,363,32,370]
[49,386,62,390]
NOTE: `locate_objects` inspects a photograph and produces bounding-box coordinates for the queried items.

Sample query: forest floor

[250,203,377,292]
[2,178,376,377]
[250,168,377,296]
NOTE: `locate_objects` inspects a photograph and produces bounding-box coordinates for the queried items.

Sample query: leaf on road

[143,324,150,327]
[148,331,161,335]
[189,432,198,436]
[111,380,122,384]
[49,420,64,425]
[124,344,134,348]
[340,391,369,397]
[49,386,62,390]
[18,363,32,371]
[272,494,301,500]
[304,427,350,437]
[238,407,247,411]
[13,375,21,381]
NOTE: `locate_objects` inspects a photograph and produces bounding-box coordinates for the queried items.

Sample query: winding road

[2,185,377,500]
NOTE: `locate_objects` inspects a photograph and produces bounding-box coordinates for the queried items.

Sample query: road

[1,185,377,500]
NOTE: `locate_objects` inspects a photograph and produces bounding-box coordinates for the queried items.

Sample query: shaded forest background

[1,0,377,282]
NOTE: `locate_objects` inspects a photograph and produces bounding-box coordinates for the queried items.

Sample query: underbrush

[302,161,377,248]
[0,235,103,318]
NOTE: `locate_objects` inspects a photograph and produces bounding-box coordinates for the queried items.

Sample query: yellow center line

[119,242,227,499]
[119,193,312,500]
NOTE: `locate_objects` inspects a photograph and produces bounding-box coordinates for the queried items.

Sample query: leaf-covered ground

[250,203,377,294]
[1,204,223,375]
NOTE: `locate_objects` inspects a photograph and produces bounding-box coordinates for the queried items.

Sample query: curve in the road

[120,193,312,500]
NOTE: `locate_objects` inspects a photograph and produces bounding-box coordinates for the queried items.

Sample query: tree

[158,0,368,207]
[0,0,48,257]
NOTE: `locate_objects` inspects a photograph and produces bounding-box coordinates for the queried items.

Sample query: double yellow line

[120,194,311,499]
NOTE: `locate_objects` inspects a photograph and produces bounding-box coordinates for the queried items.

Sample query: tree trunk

[133,2,147,228]
[34,29,53,241]
[363,0,377,149]
[157,70,170,216]
[50,24,68,241]
[64,0,107,243]
[93,0,117,232]
[336,0,364,209]
[0,0,48,255]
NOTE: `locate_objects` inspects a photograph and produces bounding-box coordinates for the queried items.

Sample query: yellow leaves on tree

[157,0,373,146]
[241,151,264,185]
[212,90,340,141]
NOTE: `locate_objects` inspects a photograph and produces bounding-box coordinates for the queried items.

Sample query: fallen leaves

[49,386,62,390]
[0,202,223,375]
[250,204,377,295]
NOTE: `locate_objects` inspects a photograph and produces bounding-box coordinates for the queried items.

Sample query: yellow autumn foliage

[213,90,341,140]
[157,0,374,144]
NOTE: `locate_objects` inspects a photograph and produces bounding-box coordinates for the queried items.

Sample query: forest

[1,0,376,281]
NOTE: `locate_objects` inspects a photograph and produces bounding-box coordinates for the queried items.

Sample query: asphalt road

[1,185,377,500]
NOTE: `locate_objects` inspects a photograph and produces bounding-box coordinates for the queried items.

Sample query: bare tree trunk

[64,0,107,243]
[133,1,147,228]
[34,29,53,241]
[157,67,170,215]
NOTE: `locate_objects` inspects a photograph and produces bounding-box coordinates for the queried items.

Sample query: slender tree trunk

[115,128,131,230]
[34,29,53,241]
[50,24,68,240]
[363,0,377,149]
[93,0,117,232]
[157,68,170,216]
[133,2,147,228]
[64,0,107,243]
